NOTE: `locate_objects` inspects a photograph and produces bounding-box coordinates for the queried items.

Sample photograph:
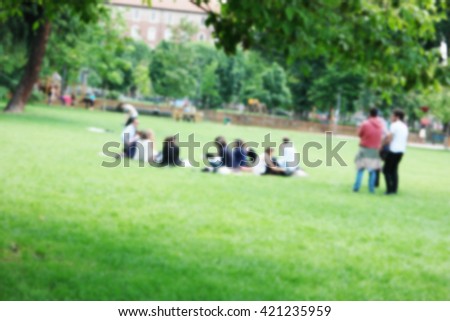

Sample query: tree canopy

[194,0,444,90]
[2,0,450,126]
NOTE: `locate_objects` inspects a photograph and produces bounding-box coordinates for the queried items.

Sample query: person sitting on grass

[254,147,293,176]
[121,118,139,159]
[353,107,383,193]
[278,137,298,173]
[133,130,160,164]
[203,136,233,173]
[278,137,308,177]
[245,148,259,168]
[231,139,248,172]
[160,136,182,167]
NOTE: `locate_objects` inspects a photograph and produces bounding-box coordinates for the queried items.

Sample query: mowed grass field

[0,104,449,300]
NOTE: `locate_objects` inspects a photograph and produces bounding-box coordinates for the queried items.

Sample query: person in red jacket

[353,108,383,193]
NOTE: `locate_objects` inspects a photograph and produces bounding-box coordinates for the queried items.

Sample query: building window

[131,25,140,39]
[164,12,172,24]
[164,28,172,40]
[149,10,159,23]
[147,27,156,41]
[171,14,179,25]
[132,9,141,21]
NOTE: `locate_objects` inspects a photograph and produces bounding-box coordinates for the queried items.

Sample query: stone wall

[96,100,426,144]
[203,110,357,136]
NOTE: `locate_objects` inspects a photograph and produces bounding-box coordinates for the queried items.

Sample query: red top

[358,117,383,149]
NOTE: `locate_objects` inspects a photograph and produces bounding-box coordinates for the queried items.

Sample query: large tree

[0,0,114,112]
[192,0,444,91]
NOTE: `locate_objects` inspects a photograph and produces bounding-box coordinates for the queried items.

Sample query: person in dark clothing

[382,109,409,194]
[263,147,293,176]
[215,136,233,168]
[203,136,233,172]
[160,136,182,167]
[231,139,247,171]
[246,148,259,168]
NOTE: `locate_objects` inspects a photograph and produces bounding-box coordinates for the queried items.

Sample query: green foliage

[171,18,199,44]
[423,88,450,123]
[0,86,10,100]
[195,0,445,91]
[259,63,292,110]
[215,50,245,103]
[150,42,197,98]
[0,5,37,91]
[28,89,46,103]
[133,62,152,96]
[308,67,363,113]
[0,0,106,25]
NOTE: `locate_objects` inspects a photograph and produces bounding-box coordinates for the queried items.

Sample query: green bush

[0,86,9,100]
[28,90,46,103]
[106,90,120,100]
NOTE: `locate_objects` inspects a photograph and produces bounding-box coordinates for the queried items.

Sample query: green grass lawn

[0,104,449,300]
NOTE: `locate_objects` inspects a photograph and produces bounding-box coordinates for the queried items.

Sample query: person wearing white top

[278,137,308,176]
[121,103,139,126]
[383,109,409,195]
[133,130,159,163]
[278,137,299,173]
[121,118,139,158]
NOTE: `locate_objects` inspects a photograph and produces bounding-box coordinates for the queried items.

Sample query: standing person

[71,93,76,107]
[121,118,139,159]
[383,109,409,195]
[88,92,96,108]
[353,108,383,193]
[84,92,96,109]
[121,103,139,127]
[48,86,56,105]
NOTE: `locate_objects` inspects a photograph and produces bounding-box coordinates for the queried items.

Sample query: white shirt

[253,153,267,175]
[123,104,138,118]
[122,124,136,144]
[389,121,409,153]
[278,145,298,170]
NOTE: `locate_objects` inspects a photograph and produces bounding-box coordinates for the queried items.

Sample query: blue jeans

[353,169,377,193]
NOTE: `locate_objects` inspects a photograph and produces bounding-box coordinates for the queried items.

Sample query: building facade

[109,0,218,48]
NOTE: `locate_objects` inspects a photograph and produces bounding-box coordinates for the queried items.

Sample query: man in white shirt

[383,109,409,195]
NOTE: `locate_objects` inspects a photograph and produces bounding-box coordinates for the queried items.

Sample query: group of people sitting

[201,136,306,176]
[119,103,306,177]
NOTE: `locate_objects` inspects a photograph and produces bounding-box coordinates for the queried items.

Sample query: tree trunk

[4,21,51,113]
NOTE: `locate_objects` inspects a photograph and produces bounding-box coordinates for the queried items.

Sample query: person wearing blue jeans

[353,108,384,193]
[353,168,377,193]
